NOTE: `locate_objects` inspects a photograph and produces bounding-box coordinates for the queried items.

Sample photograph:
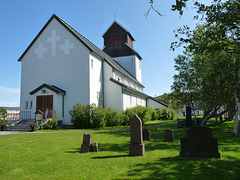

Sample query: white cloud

[0,86,20,107]
[0,86,20,95]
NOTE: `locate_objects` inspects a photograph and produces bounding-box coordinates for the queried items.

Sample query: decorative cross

[47,30,60,56]
[60,39,74,55]
[34,43,47,58]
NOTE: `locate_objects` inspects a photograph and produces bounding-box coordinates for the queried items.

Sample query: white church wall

[113,55,142,84]
[113,55,136,78]
[89,54,103,106]
[103,62,122,112]
[135,56,142,83]
[147,98,167,110]
[20,18,91,124]
[122,91,147,110]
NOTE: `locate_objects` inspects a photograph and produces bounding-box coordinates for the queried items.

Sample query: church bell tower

[103,21,142,83]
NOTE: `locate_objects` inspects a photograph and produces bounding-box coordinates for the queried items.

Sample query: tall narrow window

[91,59,93,69]
[25,101,28,109]
[30,101,33,109]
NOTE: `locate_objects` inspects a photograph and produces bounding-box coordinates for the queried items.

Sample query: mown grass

[0,121,239,179]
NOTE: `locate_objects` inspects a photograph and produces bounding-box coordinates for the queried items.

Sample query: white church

[18,14,168,125]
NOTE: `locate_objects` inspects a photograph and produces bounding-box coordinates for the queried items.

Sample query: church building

[18,14,168,125]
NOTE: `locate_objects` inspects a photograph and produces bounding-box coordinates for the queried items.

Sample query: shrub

[69,103,87,129]
[151,110,157,120]
[70,103,122,129]
[43,112,58,129]
[157,108,176,120]
[91,105,106,128]
[155,109,162,120]
[120,111,129,126]
[123,106,152,125]
[105,108,122,127]
[169,109,176,120]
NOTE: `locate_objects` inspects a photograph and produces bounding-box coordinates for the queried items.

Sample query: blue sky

[0,0,206,107]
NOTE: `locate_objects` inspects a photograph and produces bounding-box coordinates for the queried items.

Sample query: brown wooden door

[36,95,53,118]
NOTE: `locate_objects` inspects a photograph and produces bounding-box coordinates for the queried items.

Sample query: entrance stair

[7,119,35,132]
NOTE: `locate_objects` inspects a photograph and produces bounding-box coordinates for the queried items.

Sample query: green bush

[156,108,176,120]
[155,109,162,120]
[43,113,58,129]
[123,106,152,125]
[105,108,122,127]
[69,103,176,129]
[91,105,106,128]
[69,103,88,129]
[70,103,123,129]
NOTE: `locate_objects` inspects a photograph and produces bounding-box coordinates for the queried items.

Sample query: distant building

[18,14,168,125]
[0,106,20,120]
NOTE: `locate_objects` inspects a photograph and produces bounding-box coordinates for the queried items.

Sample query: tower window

[118,35,122,44]
[110,36,113,46]
[114,35,118,45]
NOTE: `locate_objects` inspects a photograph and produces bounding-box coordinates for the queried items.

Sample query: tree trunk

[233,103,240,135]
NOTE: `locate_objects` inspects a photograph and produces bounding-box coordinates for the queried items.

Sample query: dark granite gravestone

[163,129,174,142]
[186,106,192,127]
[238,120,240,133]
[91,141,98,152]
[129,115,145,156]
[142,129,151,141]
[180,127,220,158]
[80,134,92,153]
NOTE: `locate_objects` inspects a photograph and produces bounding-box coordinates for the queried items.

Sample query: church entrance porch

[36,95,53,118]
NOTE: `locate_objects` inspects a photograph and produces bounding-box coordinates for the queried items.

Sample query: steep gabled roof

[29,83,66,95]
[18,14,143,87]
[102,21,135,41]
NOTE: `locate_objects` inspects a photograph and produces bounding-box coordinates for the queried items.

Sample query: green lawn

[0,121,239,179]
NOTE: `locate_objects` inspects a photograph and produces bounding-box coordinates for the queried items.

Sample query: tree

[156,93,182,111]
[145,0,189,17]
[171,0,240,132]
[0,108,7,120]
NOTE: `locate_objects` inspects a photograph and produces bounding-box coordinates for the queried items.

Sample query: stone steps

[7,119,35,132]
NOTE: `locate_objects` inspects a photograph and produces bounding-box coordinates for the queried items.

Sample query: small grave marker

[80,134,92,153]
[163,129,174,142]
[142,129,151,141]
[129,115,145,156]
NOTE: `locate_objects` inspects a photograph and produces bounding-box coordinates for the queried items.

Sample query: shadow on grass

[65,148,80,153]
[127,155,240,179]
[91,154,129,159]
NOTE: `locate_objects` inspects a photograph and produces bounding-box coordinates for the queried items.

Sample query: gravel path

[0,121,177,135]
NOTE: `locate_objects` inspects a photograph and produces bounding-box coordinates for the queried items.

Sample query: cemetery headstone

[163,129,174,142]
[142,129,151,141]
[129,115,145,156]
[186,106,192,127]
[180,126,220,158]
[80,134,92,153]
[238,120,240,133]
[91,141,98,152]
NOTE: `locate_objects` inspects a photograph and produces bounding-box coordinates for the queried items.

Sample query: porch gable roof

[29,83,66,95]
